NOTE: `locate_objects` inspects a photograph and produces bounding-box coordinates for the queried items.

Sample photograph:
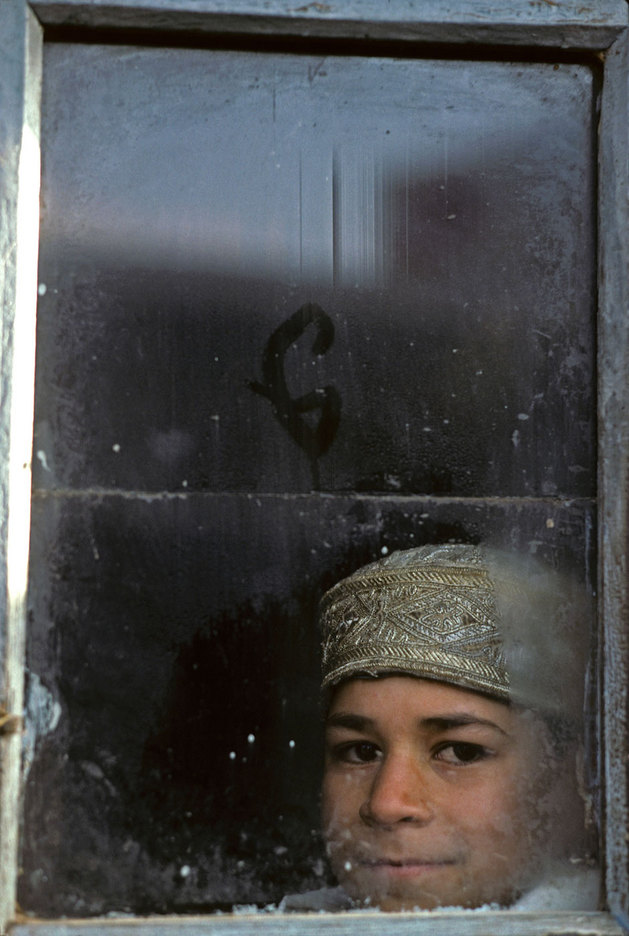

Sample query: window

[1,2,628,934]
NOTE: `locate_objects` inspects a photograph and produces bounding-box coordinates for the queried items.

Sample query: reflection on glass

[281,545,597,912]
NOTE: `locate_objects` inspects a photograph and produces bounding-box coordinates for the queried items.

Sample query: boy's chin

[335,864,519,912]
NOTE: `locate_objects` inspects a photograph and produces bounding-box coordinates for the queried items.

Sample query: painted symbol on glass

[250,302,341,489]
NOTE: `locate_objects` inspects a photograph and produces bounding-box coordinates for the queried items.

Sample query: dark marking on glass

[250,303,341,489]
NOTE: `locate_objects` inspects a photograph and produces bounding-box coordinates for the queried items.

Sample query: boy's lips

[359,857,457,871]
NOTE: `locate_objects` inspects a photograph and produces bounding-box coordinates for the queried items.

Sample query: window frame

[1,1,628,933]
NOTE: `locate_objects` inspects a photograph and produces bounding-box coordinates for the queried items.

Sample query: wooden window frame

[1,2,629,933]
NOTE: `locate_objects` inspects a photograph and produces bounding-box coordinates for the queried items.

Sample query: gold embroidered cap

[320,544,589,716]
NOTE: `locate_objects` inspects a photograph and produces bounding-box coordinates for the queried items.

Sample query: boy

[288,544,598,911]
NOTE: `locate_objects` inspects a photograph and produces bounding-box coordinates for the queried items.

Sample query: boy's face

[322,676,553,910]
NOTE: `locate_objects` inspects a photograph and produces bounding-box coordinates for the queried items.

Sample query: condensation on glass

[24,42,597,916]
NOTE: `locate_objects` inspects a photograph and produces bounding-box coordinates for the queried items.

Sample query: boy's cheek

[322,773,364,821]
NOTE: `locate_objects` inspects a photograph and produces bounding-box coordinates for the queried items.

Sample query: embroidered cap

[320,544,588,716]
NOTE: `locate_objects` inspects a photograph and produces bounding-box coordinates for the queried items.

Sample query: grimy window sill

[7,910,627,936]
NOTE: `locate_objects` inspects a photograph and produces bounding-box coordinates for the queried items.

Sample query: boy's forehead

[327,675,512,720]
[325,676,548,751]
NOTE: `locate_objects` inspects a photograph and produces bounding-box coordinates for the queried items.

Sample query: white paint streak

[22,671,62,783]
[36,449,50,471]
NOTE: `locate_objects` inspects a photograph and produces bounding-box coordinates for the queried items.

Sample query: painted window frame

[1,2,629,933]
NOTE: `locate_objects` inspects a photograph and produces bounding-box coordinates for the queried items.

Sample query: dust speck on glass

[24,41,596,917]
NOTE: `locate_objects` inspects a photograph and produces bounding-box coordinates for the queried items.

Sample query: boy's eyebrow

[420,714,509,737]
[325,712,374,731]
[325,711,509,737]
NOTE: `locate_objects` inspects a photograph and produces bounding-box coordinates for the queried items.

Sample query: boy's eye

[334,741,382,764]
[434,742,489,765]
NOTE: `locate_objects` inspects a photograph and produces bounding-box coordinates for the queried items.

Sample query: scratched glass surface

[34,45,595,496]
[23,43,597,917]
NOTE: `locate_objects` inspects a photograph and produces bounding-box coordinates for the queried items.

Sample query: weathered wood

[2,1,628,933]
[8,910,627,936]
[0,1,43,931]
[29,0,627,48]
[598,20,629,936]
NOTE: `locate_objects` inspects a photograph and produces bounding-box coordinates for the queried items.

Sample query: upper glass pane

[34,45,595,497]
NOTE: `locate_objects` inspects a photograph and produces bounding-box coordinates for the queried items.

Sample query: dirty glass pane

[23,42,597,916]
[34,46,594,498]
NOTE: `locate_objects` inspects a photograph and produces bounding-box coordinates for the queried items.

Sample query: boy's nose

[359,752,434,827]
